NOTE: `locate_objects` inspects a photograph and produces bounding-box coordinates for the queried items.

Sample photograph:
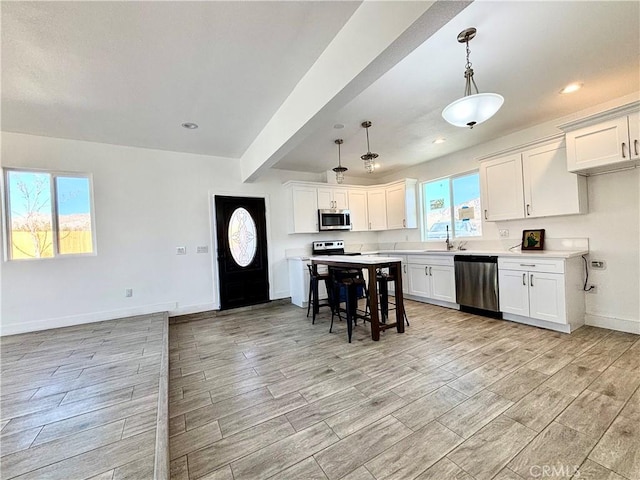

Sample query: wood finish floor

[169,301,640,480]
[0,313,165,479]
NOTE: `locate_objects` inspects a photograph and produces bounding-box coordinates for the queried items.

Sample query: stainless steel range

[312,240,360,256]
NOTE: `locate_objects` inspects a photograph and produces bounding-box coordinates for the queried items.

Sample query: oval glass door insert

[228,207,257,267]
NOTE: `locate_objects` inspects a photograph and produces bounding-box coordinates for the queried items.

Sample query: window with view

[422,171,482,241]
[4,169,95,259]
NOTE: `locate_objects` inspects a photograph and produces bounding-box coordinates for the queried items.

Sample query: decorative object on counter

[360,121,378,173]
[521,229,545,250]
[442,27,504,129]
[332,139,348,184]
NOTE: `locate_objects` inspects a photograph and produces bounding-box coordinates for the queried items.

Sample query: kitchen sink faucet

[446,225,454,251]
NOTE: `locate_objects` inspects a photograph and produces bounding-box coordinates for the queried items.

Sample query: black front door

[215,196,269,310]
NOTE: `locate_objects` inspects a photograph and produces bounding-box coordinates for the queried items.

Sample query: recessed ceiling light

[181,122,199,129]
[433,138,446,144]
[333,123,345,129]
[560,83,583,94]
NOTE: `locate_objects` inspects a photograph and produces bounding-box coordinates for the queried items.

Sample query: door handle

[522,273,526,286]
[530,274,534,287]
[526,204,531,216]
[484,209,488,220]
[622,142,627,159]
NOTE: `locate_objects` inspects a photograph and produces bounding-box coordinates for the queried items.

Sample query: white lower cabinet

[407,255,456,305]
[498,257,583,332]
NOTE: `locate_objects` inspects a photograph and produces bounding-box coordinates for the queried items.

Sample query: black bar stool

[377,270,410,327]
[329,268,366,343]
[306,265,332,324]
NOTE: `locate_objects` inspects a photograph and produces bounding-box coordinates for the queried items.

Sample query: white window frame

[420,169,483,242]
[3,167,97,261]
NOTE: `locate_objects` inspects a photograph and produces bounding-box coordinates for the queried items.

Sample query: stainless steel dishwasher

[454,255,501,317]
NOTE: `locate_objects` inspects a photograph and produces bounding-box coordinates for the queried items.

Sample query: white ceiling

[2,1,639,179]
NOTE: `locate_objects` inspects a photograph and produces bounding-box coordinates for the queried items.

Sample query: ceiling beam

[239,0,472,182]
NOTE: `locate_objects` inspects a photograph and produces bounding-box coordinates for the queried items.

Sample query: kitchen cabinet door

[429,265,456,303]
[348,190,368,232]
[480,154,525,221]
[528,272,566,324]
[367,188,387,231]
[408,263,430,297]
[386,183,407,229]
[566,116,631,172]
[290,185,318,233]
[498,270,530,317]
[522,141,587,218]
[317,187,349,210]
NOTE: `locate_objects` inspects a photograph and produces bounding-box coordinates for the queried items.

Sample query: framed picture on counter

[522,229,545,250]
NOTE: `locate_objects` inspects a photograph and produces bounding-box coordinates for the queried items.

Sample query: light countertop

[288,250,588,261]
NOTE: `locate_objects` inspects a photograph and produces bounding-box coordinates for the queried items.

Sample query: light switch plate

[196,246,208,254]
[176,247,186,255]
[499,229,509,238]
[591,260,606,269]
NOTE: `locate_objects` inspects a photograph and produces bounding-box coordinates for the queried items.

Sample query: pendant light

[442,27,504,129]
[332,139,347,184]
[360,121,378,173]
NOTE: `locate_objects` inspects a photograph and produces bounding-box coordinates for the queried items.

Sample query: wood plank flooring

[0,314,165,479]
[168,301,640,480]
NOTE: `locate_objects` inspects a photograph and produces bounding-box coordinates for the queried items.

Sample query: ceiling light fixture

[442,27,504,129]
[560,82,583,94]
[332,139,348,184]
[360,121,378,174]
[181,122,199,130]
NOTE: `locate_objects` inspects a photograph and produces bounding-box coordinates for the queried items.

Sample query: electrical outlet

[176,247,186,255]
[499,229,509,238]
[591,260,606,269]
[125,288,133,297]
[196,246,208,254]
[586,285,597,294]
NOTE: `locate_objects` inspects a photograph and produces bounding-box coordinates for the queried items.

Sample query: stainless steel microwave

[318,209,351,231]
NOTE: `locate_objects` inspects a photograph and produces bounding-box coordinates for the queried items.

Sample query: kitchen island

[311,255,405,341]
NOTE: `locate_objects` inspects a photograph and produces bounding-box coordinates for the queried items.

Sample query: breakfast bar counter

[310,255,405,341]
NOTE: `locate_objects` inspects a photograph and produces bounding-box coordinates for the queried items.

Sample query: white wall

[0,132,378,335]
[377,95,640,334]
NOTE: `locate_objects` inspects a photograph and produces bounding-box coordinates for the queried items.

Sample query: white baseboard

[169,303,218,316]
[585,313,640,334]
[502,313,572,334]
[0,302,177,336]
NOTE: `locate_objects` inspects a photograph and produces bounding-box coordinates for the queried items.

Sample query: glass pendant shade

[332,138,347,184]
[442,92,504,128]
[442,27,503,129]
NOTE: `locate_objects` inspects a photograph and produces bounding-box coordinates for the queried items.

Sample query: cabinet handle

[403,219,406,228]
[622,142,627,159]
[530,274,534,287]
[484,209,488,220]
[635,139,639,156]
[429,266,433,276]
[522,273,526,286]
[425,266,428,275]
[520,263,536,267]
[369,222,372,230]
[526,204,531,216]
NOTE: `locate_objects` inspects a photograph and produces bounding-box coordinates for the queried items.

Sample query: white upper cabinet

[287,184,318,233]
[480,153,525,221]
[367,188,387,231]
[522,140,588,218]
[317,187,348,210]
[385,179,418,230]
[480,137,587,222]
[561,102,640,175]
[347,189,368,232]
